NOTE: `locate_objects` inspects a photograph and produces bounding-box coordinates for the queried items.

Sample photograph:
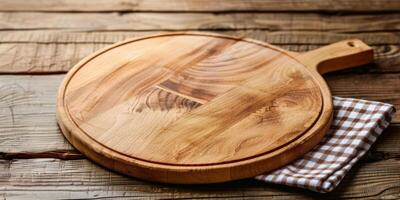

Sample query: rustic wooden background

[0,0,400,199]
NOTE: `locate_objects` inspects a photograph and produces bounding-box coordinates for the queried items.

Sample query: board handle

[296,39,373,74]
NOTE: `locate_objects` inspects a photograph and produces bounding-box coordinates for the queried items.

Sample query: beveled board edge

[56,31,333,183]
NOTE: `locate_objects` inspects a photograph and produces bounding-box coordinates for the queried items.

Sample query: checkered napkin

[255,96,395,193]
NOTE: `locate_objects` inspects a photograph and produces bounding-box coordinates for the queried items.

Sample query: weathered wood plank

[1,30,399,45]
[0,158,398,199]
[0,0,399,12]
[0,150,84,160]
[1,125,398,162]
[1,12,399,32]
[368,125,400,158]
[1,43,398,73]
[0,31,399,73]
[0,75,399,154]
[0,42,104,73]
[0,75,72,152]
[327,73,400,103]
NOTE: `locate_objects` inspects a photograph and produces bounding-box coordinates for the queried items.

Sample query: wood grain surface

[1,0,399,198]
[56,32,372,183]
[0,31,399,74]
[1,0,399,12]
[1,158,399,199]
[1,12,399,32]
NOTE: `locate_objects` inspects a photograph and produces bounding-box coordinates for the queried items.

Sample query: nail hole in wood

[347,41,355,47]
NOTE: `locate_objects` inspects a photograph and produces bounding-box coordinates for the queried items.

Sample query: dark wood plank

[1,12,399,32]
[0,0,399,12]
[365,125,400,160]
[0,31,399,73]
[0,158,398,199]
[327,73,400,104]
[0,75,398,154]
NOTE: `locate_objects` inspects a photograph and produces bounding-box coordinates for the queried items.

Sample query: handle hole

[347,41,355,47]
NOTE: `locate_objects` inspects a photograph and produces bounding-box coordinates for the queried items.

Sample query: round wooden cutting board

[57,32,373,184]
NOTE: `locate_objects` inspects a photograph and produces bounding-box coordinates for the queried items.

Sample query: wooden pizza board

[56,32,373,184]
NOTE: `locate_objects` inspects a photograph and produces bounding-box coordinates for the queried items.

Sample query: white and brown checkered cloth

[255,96,395,193]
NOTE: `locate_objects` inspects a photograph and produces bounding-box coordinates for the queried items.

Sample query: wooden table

[0,1,399,199]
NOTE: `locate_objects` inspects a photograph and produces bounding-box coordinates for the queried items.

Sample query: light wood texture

[1,12,400,32]
[56,32,372,183]
[1,158,399,199]
[1,0,399,12]
[297,40,374,74]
